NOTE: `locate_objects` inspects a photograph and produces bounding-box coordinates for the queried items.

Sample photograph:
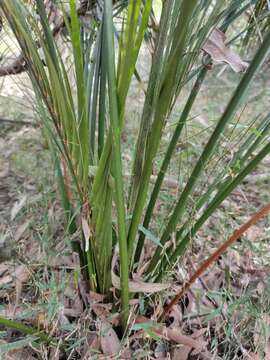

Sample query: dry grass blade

[10,195,27,220]
[81,217,91,252]
[162,202,270,318]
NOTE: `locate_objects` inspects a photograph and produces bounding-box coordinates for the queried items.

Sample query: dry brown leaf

[171,346,191,360]
[112,253,172,293]
[63,284,83,318]
[13,265,31,309]
[0,264,30,298]
[0,340,36,360]
[202,269,224,291]
[92,303,112,320]
[82,334,101,359]
[136,316,210,357]
[1,350,36,360]
[112,269,171,293]
[88,290,106,303]
[190,328,208,357]
[63,308,81,318]
[120,348,132,359]
[162,328,207,353]
[202,28,249,73]
[13,265,30,284]
[64,292,83,318]
[14,221,30,242]
[47,255,74,268]
[0,273,13,287]
[100,321,121,357]
[78,279,90,307]
[191,328,208,339]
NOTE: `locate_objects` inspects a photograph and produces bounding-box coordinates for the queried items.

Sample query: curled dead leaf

[135,316,210,357]
[202,28,249,73]
[100,321,121,357]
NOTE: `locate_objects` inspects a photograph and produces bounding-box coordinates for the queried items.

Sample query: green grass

[1,67,270,360]
[0,0,270,357]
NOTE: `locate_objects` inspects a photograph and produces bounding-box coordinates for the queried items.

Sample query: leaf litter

[0,41,269,360]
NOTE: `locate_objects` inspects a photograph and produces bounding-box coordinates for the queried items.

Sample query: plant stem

[0,317,54,345]
[147,28,270,275]
[104,0,129,329]
[157,137,270,279]
[134,66,208,263]
[127,0,198,261]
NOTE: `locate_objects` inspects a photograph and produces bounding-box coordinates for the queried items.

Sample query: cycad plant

[1,0,270,330]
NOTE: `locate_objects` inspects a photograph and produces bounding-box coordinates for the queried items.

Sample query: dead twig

[161,202,270,319]
[0,0,92,77]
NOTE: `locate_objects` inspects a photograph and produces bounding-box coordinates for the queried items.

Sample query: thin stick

[161,202,270,319]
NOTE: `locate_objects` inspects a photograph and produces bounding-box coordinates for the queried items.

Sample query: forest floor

[0,63,270,359]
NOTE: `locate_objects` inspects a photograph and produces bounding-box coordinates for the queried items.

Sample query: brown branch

[0,0,92,77]
[161,202,270,319]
